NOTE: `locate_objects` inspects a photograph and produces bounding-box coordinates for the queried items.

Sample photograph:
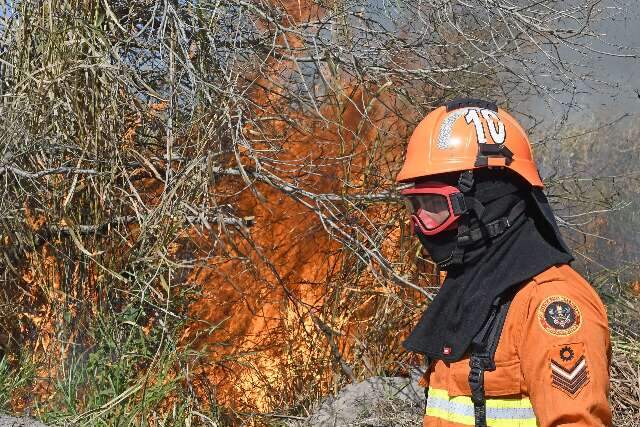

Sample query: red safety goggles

[400,182,467,235]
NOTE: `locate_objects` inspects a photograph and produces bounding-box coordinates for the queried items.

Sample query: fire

[184,80,428,413]
[1,1,437,421]
[174,1,438,413]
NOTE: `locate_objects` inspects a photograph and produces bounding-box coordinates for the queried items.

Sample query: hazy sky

[520,2,640,126]
[515,2,640,272]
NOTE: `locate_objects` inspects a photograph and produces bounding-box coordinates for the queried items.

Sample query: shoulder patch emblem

[537,295,582,336]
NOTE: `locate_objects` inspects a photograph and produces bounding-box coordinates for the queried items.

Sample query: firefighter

[397,99,612,426]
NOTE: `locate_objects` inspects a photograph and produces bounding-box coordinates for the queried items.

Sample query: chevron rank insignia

[550,343,589,398]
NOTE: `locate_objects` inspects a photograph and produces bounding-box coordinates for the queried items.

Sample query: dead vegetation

[0,1,637,425]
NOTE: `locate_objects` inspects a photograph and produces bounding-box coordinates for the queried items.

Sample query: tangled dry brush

[0,1,637,425]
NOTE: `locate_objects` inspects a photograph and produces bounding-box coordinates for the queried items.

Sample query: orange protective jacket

[420,264,612,427]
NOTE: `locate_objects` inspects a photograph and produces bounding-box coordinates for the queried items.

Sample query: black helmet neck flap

[404,169,574,362]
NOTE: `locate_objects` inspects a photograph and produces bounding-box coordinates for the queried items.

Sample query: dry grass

[606,287,640,426]
[0,2,637,426]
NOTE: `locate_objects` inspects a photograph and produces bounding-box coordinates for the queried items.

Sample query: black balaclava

[416,229,458,266]
[403,169,574,362]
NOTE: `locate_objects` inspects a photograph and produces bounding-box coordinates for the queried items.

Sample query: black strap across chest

[422,293,514,427]
[468,295,514,427]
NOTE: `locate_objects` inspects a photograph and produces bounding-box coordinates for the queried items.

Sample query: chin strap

[458,199,526,245]
[441,172,475,267]
[442,171,527,268]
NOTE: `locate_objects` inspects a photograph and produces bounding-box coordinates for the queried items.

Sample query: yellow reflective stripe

[426,407,475,425]
[425,387,538,427]
[487,396,534,409]
[426,408,538,427]
[427,387,534,409]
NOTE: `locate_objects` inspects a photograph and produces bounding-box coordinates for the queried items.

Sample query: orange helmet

[396,99,542,187]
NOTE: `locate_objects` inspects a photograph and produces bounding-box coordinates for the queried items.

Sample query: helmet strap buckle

[475,144,514,167]
[450,193,468,216]
[457,170,475,193]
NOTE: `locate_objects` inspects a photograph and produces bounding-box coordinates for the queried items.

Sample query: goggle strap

[450,193,467,216]
[457,170,475,193]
